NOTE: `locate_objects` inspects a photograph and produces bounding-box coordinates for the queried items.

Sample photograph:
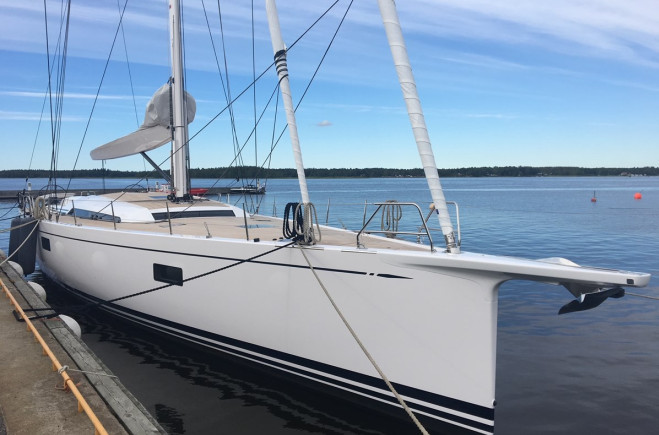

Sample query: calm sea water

[1,177,658,434]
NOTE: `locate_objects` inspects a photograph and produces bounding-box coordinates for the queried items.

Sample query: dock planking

[0,258,164,434]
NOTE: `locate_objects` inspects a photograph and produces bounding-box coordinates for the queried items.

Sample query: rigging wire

[201,0,245,183]
[194,0,344,186]
[115,0,149,186]
[116,0,140,129]
[59,0,130,213]
[24,9,68,191]
[218,1,246,173]
[44,0,73,193]
[26,89,49,188]
[204,0,353,212]
[72,0,347,217]
[200,0,245,189]
[54,0,72,191]
[252,0,259,212]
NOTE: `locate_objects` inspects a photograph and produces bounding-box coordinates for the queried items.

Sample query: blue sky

[0,0,657,172]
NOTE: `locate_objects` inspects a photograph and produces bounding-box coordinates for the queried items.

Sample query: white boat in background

[229,181,266,195]
[13,1,650,434]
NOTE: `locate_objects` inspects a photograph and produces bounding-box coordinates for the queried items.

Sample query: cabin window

[153,263,183,286]
[67,208,120,223]
[41,237,51,251]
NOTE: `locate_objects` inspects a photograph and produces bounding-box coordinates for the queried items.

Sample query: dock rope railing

[1,276,109,435]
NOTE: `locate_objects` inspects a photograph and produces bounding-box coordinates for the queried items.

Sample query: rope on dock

[59,365,118,379]
[296,245,430,435]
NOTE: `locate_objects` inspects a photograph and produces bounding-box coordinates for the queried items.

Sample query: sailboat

[17,1,650,434]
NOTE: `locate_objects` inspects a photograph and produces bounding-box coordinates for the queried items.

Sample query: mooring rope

[296,245,429,435]
[627,291,659,301]
[58,365,117,379]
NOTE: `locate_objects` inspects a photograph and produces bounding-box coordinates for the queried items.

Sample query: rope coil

[34,196,48,220]
[381,200,402,238]
[283,202,321,245]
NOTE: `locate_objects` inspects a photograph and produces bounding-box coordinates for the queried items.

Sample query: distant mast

[169,0,190,200]
[377,0,459,253]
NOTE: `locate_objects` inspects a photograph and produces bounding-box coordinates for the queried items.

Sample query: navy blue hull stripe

[112,308,494,434]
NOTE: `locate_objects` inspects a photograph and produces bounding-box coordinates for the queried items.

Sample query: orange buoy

[634,192,642,200]
[591,197,597,202]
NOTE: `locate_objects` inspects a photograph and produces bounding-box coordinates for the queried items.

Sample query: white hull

[38,219,501,433]
[36,217,649,434]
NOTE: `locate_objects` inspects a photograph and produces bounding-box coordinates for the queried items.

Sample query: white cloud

[317,120,332,127]
[0,91,147,101]
[398,0,659,66]
[0,110,83,121]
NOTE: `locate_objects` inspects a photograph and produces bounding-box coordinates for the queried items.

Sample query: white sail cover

[90,84,196,160]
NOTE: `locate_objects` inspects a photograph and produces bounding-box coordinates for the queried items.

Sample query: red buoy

[634,192,642,200]
[591,197,597,202]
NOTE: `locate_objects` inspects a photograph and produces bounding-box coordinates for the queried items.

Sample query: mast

[169,0,190,201]
[265,0,310,204]
[377,0,459,253]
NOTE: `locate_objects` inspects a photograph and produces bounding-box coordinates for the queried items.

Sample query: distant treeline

[1,166,657,179]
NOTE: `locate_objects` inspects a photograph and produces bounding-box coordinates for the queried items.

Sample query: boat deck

[53,192,431,252]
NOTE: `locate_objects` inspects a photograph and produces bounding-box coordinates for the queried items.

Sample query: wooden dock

[0,258,165,434]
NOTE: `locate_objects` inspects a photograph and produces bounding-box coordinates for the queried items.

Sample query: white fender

[8,261,24,277]
[59,315,82,338]
[28,281,47,301]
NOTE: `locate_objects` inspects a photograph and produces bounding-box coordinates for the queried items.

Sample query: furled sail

[90,84,196,160]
